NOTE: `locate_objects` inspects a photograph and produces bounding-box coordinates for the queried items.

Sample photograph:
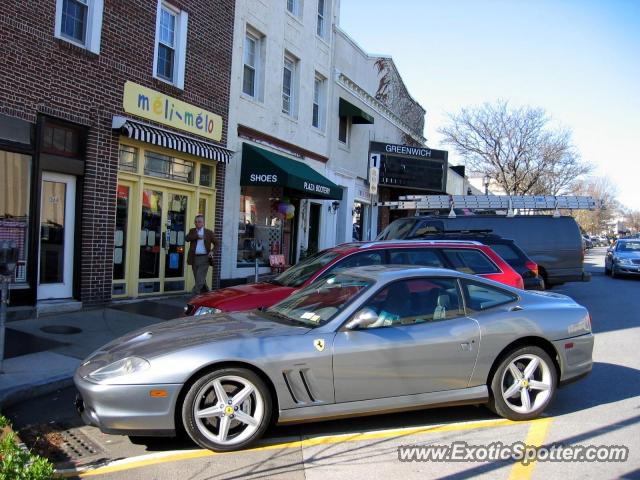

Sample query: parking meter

[253,241,263,283]
[1,240,18,372]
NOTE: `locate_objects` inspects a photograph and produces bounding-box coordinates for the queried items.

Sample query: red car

[185,240,524,316]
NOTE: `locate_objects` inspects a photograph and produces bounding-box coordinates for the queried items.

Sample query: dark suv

[399,230,544,290]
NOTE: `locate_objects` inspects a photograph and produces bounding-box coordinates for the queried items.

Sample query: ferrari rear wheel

[182,368,272,451]
[488,346,557,421]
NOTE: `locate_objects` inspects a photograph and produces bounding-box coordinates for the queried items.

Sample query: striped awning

[112,116,232,163]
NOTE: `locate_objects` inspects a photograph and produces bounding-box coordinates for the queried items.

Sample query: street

[5,247,640,479]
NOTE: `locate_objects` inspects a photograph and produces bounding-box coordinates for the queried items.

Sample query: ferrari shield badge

[314,338,325,352]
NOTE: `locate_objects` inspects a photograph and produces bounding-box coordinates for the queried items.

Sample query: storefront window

[113,185,129,282]
[0,151,31,284]
[118,145,138,172]
[200,164,212,186]
[144,151,194,183]
[237,186,282,267]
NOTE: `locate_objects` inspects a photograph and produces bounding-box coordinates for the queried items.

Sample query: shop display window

[144,151,194,183]
[118,145,138,172]
[0,151,31,284]
[237,186,283,267]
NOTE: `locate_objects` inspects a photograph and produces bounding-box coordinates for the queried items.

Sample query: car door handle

[509,305,523,312]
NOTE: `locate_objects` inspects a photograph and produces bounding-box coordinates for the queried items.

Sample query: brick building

[0,0,234,308]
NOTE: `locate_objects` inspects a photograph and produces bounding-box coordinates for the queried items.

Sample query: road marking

[508,417,553,480]
[56,417,531,477]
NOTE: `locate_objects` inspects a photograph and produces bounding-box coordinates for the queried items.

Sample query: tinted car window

[489,244,521,262]
[273,250,341,287]
[377,219,417,240]
[315,251,385,282]
[359,278,464,329]
[389,249,445,268]
[462,281,518,312]
[441,249,499,274]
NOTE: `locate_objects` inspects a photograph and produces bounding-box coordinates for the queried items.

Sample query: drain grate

[57,428,104,461]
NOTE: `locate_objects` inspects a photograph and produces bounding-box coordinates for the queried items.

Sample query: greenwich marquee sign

[122,81,223,142]
[369,141,448,161]
[370,141,448,192]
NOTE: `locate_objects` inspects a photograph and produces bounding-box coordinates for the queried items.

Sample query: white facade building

[221,0,452,285]
[221,0,342,285]
[329,26,451,245]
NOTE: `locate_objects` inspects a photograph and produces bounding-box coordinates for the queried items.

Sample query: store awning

[339,98,374,124]
[112,116,232,163]
[240,144,342,200]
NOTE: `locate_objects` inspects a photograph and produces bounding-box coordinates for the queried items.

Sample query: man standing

[186,214,216,294]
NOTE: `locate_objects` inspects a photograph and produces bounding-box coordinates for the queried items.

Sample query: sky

[339,0,640,211]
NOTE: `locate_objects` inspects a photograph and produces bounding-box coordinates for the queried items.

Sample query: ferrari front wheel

[182,368,272,451]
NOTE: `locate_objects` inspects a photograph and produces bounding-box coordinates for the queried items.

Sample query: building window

[287,0,302,17]
[282,53,298,116]
[144,151,194,183]
[0,151,31,284]
[316,0,326,37]
[338,115,350,144]
[42,122,83,158]
[118,145,138,172]
[199,164,213,187]
[54,0,103,53]
[153,1,188,88]
[243,32,258,97]
[312,73,326,129]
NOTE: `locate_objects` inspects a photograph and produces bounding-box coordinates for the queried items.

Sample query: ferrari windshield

[266,274,373,327]
[271,250,341,287]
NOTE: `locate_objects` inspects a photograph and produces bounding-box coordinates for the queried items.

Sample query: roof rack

[376,195,598,217]
[360,239,484,248]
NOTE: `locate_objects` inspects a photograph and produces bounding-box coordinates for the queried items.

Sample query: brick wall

[0,0,235,305]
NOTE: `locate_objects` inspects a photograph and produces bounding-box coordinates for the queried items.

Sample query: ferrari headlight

[194,306,222,315]
[87,356,150,382]
[617,258,632,265]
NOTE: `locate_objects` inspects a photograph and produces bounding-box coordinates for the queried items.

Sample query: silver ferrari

[74,265,593,452]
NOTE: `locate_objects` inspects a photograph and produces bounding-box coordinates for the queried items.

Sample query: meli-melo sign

[123,81,223,142]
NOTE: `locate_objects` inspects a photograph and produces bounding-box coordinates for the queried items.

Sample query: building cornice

[336,72,427,145]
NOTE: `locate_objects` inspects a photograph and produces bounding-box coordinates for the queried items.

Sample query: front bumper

[74,373,181,436]
[613,263,640,275]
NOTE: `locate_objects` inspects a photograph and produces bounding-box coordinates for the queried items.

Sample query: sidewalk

[0,295,190,409]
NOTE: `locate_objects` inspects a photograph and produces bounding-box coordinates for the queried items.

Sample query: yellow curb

[56,417,530,477]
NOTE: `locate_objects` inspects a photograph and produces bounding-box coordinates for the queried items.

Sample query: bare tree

[571,176,620,234]
[439,100,591,195]
[625,210,640,233]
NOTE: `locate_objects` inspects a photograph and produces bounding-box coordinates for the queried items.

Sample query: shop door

[138,187,190,295]
[38,172,76,300]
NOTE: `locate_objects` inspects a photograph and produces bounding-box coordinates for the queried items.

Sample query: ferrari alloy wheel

[182,368,272,451]
[488,346,557,420]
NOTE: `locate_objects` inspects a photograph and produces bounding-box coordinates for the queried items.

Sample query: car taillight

[587,312,592,330]
[525,260,539,277]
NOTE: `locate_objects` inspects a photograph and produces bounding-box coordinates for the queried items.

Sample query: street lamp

[483,174,491,195]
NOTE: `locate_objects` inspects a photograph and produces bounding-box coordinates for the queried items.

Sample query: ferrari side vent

[282,369,318,404]
[299,369,316,402]
[282,371,299,404]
